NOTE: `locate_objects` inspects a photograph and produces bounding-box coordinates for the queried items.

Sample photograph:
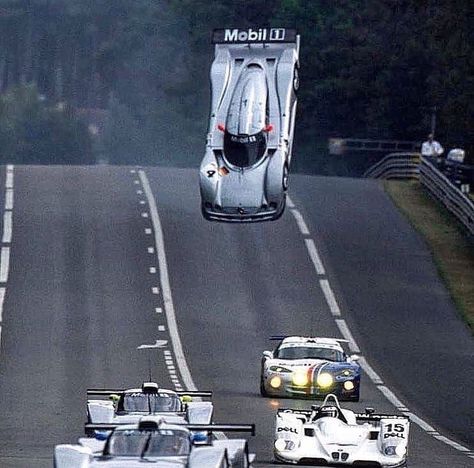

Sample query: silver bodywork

[200,28,299,222]
[274,394,409,466]
[55,418,255,468]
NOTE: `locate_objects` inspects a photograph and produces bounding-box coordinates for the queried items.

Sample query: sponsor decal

[384,433,406,439]
[213,28,296,44]
[278,427,298,433]
[230,135,256,144]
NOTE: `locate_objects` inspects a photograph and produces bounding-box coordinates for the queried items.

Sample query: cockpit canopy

[118,392,182,413]
[224,130,267,167]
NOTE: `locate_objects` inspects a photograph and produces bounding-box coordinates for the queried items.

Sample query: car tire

[282,163,289,191]
[293,67,299,92]
[260,377,268,397]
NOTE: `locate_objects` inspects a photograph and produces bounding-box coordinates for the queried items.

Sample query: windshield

[275,346,344,362]
[106,429,191,457]
[223,130,267,168]
[119,392,182,413]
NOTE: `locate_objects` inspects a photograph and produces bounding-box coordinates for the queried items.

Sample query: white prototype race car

[274,394,409,466]
[55,417,255,468]
[86,382,213,429]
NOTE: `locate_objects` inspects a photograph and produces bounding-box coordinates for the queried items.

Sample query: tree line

[0,0,472,171]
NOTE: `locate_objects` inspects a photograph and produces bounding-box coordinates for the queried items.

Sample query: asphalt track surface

[0,165,471,467]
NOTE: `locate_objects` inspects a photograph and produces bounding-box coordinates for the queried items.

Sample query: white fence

[364,152,474,235]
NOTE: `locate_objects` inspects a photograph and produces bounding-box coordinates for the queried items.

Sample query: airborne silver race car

[86,382,213,429]
[260,336,361,401]
[274,394,410,466]
[200,28,300,222]
[55,417,255,468]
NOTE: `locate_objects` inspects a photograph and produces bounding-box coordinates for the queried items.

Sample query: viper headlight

[269,365,292,373]
[343,381,354,391]
[316,372,333,388]
[292,371,308,386]
[270,376,282,389]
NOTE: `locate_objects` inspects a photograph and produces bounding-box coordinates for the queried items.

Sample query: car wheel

[282,163,289,191]
[293,67,299,92]
[260,377,268,397]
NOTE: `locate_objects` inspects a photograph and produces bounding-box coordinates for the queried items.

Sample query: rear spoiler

[278,408,409,422]
[270,335,349,343]
[85,423,255,436]
[87,389,212,398]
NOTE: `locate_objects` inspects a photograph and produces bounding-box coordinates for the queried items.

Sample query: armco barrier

[364,153,474,235]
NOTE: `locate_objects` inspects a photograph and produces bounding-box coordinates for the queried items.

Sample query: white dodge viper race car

[274,394,410,466]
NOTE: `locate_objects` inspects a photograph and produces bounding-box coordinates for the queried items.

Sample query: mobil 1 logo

[212,28,297,44]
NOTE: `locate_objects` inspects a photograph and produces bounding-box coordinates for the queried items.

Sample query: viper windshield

[119,392,181,413]
[275,346,344,362]
[105,429,190,457]
[224,130,267,167]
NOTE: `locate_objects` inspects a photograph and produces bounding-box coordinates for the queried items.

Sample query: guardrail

[363,152,420,179]
[364,152,474,235]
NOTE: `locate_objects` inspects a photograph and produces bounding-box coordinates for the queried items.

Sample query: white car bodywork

[274,394,409,466]
[55,418,255,468]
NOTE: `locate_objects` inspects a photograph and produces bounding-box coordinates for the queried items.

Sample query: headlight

[339,369,355,378]
[274,439,296,451]
[270,376,282,388]
[343,381,354,391]
[316,372,333,388]
[292,371,308,386]
[269,366,292,373]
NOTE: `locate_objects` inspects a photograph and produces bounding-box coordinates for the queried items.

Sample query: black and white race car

[200,28,300,222]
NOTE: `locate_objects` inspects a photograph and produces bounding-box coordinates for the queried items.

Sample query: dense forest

[0,0,472,173]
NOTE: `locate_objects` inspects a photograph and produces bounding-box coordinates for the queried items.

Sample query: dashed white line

[5,171,13,189]
[335,319,360,353]
[377,385,408,411]
[358,357,384,385]
[134,180,140,185]
[137,190,143,195]
[149,267,157,274]
[286,196,295,209]
[158,325,166,331]
[319,279,341,316]
[155,307,162,314]
[152,287,159,295]
[147,247,155,254]
[141,212,149,218]
[304,238,325,275]
[2,211,12,244]
[139,200,146,205]
[289,208,310,235]
[139,170,198,391]
[145,228,152,235]
[0,287,5,322]
[0,247,10,283]
[5,188,13,210]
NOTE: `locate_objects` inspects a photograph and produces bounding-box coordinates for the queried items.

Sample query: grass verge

[384,180,474,332]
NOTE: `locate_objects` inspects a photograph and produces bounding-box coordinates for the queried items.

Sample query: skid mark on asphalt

[286,195,473,458]
[0,165,14,349]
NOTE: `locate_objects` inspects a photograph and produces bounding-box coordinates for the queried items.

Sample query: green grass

[384,180,474,332]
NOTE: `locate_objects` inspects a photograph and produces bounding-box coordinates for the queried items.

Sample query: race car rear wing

[212,28,297,44]
[85,422,255,436]
[269,335,349,343]
[87,389,212,398]
[278,407,409,422]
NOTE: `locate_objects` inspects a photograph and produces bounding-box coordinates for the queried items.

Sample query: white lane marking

[130,169,136,174]
[139,170,198,391]
[137,340,168,349]
[304,239,325,275]
[335,319,360,353]
[289,197,473,456]
[139,200,146,205]
[149,267,157,274]
[134,180,140,185]
[158,325,166,331]
[147,247,155,254]
[141,212,149,218]
[319,279,341,316]
[358,357,383,385]
[0,287,5,322]
[286,196,295,209]
[145,228,152,235]
[2,211,12,244]
[0,247,10,283]
[152,287,159,295]
[5,171,13,189]
[377,385,409,411]
[5,188,13,210]
[155,307,162,314]
[289,208,310,235]
[137,190,143,195]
